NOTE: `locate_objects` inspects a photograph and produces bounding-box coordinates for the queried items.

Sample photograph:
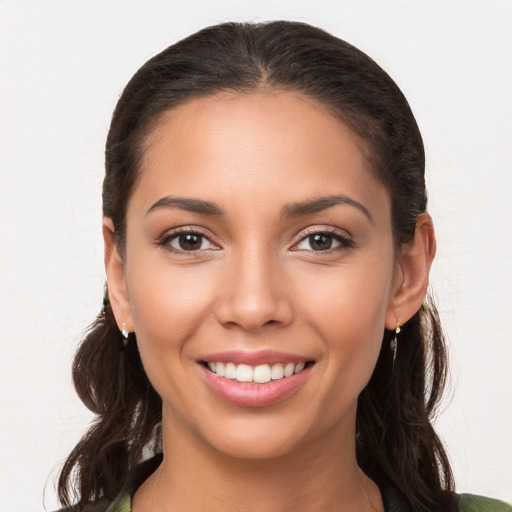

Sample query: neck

[133,412,382,512]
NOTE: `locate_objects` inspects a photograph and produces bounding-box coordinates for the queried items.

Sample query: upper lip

[199,350,312,366]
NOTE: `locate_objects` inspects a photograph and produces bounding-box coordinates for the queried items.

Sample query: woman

[56,21,511,512]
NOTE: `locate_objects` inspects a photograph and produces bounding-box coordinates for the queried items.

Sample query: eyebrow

[282,195,373,224]
[146,196,224,216]
[146,194,373,223]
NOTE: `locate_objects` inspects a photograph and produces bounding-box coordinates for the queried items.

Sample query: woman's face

[116,91,401,459]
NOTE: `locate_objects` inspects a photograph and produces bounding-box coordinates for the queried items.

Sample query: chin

[194,404,347,462]
[207,427,308,461]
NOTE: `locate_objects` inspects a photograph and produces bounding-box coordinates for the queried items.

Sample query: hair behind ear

[357,295,454,512]
[57,305,161,507]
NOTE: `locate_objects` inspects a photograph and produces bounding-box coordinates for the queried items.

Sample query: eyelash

[156,227,354,254]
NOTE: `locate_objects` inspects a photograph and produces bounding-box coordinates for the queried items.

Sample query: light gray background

[1,1,511,510]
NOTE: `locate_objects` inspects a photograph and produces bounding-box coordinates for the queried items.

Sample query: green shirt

[458,494,512,512]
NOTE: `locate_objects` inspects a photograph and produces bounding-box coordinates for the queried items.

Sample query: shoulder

[458,493,512,512]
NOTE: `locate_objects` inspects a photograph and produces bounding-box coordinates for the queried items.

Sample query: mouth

[198,350,316,407]
[201,360,315,384]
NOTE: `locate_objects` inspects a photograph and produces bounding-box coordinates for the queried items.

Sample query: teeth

[294,361,305,374]
[253,364,272,383]
[225,362,236,379]
[284,363,295,377]
[271,363,284,379]
[235,364,253,382]
[206,361,308,383]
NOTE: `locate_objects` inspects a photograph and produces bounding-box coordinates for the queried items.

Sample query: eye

[160,230,219,252]
[293,231,353,252]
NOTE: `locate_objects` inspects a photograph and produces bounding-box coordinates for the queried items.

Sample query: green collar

[105,492,131,512]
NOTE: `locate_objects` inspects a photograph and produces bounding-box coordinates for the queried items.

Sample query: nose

[215,247,293,331]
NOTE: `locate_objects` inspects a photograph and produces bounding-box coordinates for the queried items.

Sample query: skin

[104,91,436,512]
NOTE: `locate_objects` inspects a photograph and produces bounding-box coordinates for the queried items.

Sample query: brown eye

[166,232,217,252]
[178,233,202,250]
[308,234,334,251]
[294,231,352,252]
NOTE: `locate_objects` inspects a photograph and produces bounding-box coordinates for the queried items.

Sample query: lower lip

[201,365,312,408]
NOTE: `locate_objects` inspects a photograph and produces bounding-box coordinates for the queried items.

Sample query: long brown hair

[58,21,454,511]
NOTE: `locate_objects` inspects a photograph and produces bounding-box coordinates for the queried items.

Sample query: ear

[385,213,436,329]
[103,217,133,333]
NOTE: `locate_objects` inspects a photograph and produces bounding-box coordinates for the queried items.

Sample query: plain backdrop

[1,1,511,510]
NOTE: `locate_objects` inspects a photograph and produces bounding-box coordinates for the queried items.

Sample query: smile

[200,353,315,407]
[205,361,310,384]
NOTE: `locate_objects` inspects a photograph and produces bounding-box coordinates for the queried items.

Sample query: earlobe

[386,213,436,329]
[103,218,133,332]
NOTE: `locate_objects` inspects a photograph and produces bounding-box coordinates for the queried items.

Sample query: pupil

[179,234,201,250]
[310,234,332,251]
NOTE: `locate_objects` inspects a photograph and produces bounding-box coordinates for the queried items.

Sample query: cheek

[301,257,392,324]
[126,257,216,353]
[297,255,394,366]
[124,260,220,417]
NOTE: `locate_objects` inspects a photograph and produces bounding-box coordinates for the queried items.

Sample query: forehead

[133,91,389,218]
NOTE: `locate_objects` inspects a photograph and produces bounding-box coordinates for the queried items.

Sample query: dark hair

[58,21,453,511]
